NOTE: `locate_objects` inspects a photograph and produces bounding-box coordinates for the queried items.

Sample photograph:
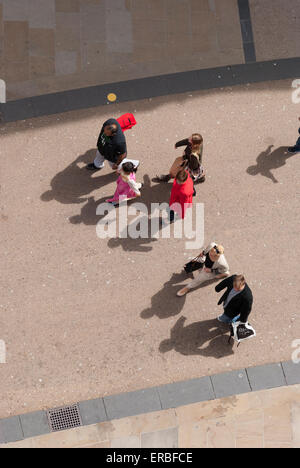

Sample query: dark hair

[182,154,200,172]
[176,169,188,183]
[106,124,118,135]
[122,162,137,174]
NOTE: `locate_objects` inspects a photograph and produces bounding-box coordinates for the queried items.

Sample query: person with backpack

[215,274,253,324]
[87,117,139,172]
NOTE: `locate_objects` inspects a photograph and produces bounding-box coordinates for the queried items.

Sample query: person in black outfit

[87,118,138,171]
[215,274,253,324]
[288,117,300,154]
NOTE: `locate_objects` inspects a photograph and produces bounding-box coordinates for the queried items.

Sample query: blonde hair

[216,244,224,255]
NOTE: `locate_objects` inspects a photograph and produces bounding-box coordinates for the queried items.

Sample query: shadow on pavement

[159,316,234,358]
[141,272,188,320]
[41,149,116,204]
[246,145,294,183]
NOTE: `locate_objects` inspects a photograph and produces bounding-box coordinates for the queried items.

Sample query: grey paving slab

[64,86,109,111]
[78,398,107,426]
[240,19,254,44]
[141,427,178,449]
[281,361,300,386]
[28,0,55,29]
[157,376,215,410]
[104,388,162,421]
[246,363,286,391]
[243,42,257,63]
[238,0,252,21]
[3,0,29,21]
[0,99,35,122]
[19,411,50,439]
[0,416,23,444]
[211,369,251,399]
[237,0,256,63]
[31,92,70,118]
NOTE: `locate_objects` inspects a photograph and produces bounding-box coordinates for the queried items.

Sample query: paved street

[0,78,299,417]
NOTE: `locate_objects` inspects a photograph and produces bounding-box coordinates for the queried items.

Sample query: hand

[204,267,211,273]
[112,164,118,170]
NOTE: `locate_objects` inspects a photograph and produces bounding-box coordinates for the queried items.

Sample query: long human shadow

[41,149,116,205]
[159,316,234,358]
[246,145,294,183]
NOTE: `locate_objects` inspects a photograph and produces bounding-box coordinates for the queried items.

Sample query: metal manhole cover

[47,404,82,432]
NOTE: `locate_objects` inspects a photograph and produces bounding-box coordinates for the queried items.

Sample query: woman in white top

[177,242,230,297]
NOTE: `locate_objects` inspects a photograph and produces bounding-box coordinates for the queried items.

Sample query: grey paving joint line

[0,360,299,444]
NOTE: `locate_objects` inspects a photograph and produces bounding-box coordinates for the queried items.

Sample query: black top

[215,275,253,323]
[205,254,214,269]
[97,118,127,163]
[175,138,203,165]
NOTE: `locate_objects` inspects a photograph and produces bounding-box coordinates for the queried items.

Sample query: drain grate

[47,404,82,432]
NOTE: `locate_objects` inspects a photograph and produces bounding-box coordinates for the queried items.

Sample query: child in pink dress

[106,162,142,205]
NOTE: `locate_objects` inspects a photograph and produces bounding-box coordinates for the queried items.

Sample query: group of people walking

[85,114,300,338]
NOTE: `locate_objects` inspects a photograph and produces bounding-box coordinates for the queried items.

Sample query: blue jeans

[218,313,240,324]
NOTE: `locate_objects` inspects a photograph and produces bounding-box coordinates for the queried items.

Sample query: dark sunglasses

[214,246,221,255]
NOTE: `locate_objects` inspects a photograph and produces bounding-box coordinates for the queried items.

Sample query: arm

[127,178,141,196]
[239,296,253,323]
[97,128,104,151]
[114,153,127,169]
[213,256,230,278]
[215,275,232,293]
[175,138,189,149]
[199,142,203,164]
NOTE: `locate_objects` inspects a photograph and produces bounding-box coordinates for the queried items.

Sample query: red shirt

[169,173,194,219]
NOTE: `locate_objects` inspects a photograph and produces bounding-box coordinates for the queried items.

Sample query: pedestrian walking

[106,162,142,205]
[215,274,253,324]
[288,117,300,154]
[169,169,194,222]
[87,118,139,172]
[177,242,230,297]
[156,134,205,190]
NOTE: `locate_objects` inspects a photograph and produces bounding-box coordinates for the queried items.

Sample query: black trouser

[169,210,175,222]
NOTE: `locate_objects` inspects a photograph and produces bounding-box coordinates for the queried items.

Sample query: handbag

[117,113,137,131]
[228,322,256,347]
[184,254,205,274]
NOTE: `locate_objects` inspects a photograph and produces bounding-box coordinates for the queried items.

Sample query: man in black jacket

[87,118,138,171]
[288,117,300,154]
[215,275,253,324]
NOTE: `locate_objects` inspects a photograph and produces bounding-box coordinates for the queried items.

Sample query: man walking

[288,117,300,154]
[87,118,139,171]
[215,274,253,324]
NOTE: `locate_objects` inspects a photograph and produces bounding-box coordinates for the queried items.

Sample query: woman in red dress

[169,169,194,222]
